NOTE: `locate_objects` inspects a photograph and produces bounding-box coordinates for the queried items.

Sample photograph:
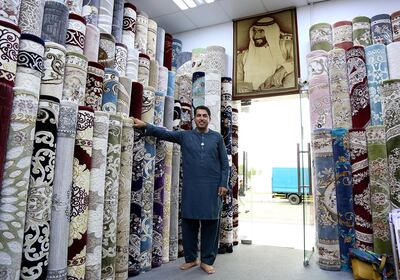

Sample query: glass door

[299,83,314,266]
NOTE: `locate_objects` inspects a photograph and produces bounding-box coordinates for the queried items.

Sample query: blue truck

[271,167,310,205]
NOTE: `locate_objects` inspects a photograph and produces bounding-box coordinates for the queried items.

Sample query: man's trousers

[181,218,220,265]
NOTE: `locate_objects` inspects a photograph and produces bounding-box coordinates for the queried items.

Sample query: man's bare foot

[200,263,215,274]
[180,260,199,270]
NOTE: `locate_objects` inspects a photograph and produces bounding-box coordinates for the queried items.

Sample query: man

[133,105,230,274]
[237,17,294,92]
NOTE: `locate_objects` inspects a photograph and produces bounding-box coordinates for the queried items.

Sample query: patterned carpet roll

[331,128,355,272]
[135,11,148,54]
[0,20,20,86]
[371,14,393,45]
[312,129,340,271]
[101,113,123,280]
[111,0,124,43]
[158,66,169,95]
[205,71,222,133]
[115,118,134,280]
[205,45,226,76]
[149,59,159,90]
[156,27,165,66]
[0,83,13,189]
[15,34,44,94]
[47,101,78,280]
[168,71,176,97]
[231,106,239,245]
[128,128,145,277]
[366,126,392,255]
[82,0,100,25]
[147,19,158,60]
[126,47,139,81]
[346,46,370,129]
[18,0,45,36]
[102,68,119,113]
[118,76,132,116]
[0,0,21,24]
[178,74,193,130]
[333,21,353,50]
[20,44,64,277]
[138,53,151,87]
[392,11,400,42]
[309,23,333,51]
[62,52,88,105]
[164,33,173,70]
[192,48,205,73]
[0,88,39,279]
[85,61,104,111]
[349,129,372,251]
[352,16,372,47]
[130,81,144,119]
[140,86,156,272]
[152,91,166,268]
[172,38,182,71]
[382,79,400,208]
[98,0,114,33]
[41,1,69,46]
[20,98,60,279]
[41,42,66,98]
[192,71,205,108]
[115,43,128,76]
[162,95,174,263]
[365,44,389,125]
[67,107,94,280]
[84,24,100,62]
[99,32,116,68]
[122,3,136,48]
[307,50,332,129]
[387,42,400,79]
[169,94,181,261]
[65,0,83,15]
[175,52,192,71]
[328,48,351,129]
[66,13,87,54]
[85,111,109,280]
[219,77,233,253]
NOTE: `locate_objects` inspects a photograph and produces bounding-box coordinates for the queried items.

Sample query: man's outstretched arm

[133,118,183,144]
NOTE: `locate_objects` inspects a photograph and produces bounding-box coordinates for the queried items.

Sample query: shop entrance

[237,93,314,265]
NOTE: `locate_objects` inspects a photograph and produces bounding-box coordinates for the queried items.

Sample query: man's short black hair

[194,105,211,118]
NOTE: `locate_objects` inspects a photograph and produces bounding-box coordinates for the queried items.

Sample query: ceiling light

[173,0,188,10]
[204,0,215,3]
[183,0,197,8]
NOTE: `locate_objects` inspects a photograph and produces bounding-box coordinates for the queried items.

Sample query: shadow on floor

[130,244,354,280]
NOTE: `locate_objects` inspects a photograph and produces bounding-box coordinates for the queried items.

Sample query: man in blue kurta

[133,105,230,274]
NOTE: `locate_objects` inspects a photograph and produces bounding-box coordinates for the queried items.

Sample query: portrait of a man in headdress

[234,9,299,99]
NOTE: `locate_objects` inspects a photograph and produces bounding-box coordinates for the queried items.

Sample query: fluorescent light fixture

[183,0,197,8]
[173,0,189,10]
[205,0,215,3]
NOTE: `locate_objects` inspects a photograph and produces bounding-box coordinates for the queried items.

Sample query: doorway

[237,94,314,263]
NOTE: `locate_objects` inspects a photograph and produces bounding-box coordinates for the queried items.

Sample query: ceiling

[130,0,330,34]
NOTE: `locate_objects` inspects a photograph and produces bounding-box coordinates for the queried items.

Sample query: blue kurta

[145,124,230,219]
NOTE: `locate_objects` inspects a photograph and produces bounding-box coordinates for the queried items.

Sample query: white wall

[174,0,400,81]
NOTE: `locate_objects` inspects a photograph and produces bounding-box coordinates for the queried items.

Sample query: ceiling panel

[154,12,197,34]
[183,2,230,28]
[131,0,180,18]
[260,0,298,11]
[219,0,267,20]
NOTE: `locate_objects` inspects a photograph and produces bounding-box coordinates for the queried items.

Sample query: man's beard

[253,36,268,47]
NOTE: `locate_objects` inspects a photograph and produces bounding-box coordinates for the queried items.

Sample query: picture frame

[233,8,300,100]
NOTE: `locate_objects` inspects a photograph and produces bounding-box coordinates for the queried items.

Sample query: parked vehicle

[271,167,310,205]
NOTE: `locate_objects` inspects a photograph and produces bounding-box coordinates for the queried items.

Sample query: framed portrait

[233,8,300,100]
